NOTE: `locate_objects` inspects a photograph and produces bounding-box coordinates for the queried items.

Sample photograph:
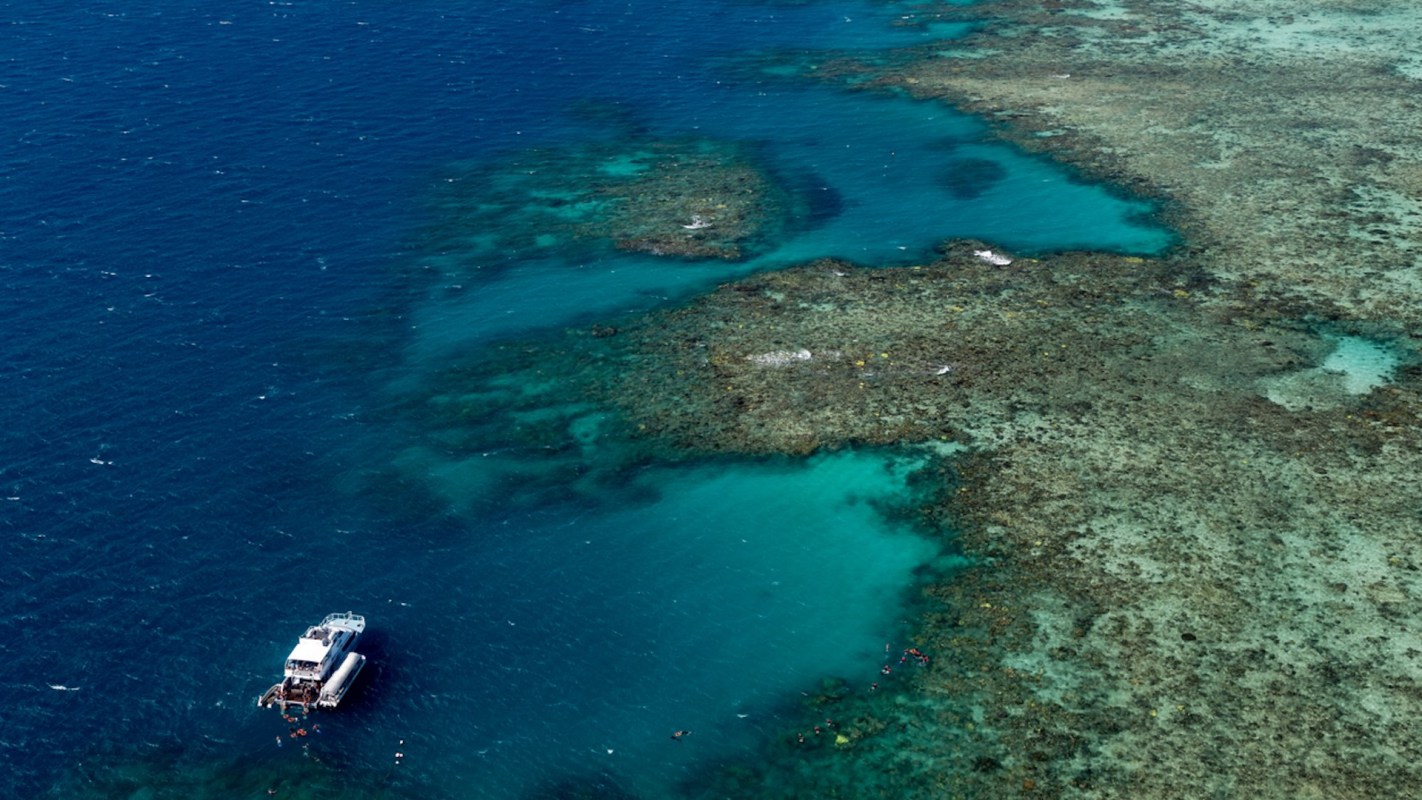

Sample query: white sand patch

[1320,335,1400,395]
[972,249,1013,266]
[1062,1,1134,22]
[1260,335,1398,409]
[1164,4,1422,82]
[747,348,813,366]
[1347,183,1422,254]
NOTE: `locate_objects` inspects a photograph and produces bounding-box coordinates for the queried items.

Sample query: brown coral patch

[422,137,789,265]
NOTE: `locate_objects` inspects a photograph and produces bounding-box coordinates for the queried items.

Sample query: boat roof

[289,637,332,663]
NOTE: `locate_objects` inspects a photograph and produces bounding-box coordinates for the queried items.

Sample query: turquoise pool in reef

[0,1,1171,797]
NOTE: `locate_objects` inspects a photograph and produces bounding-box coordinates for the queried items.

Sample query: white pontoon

[257,612,367,711]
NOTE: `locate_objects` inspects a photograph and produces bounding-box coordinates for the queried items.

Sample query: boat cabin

[285,622,359,681]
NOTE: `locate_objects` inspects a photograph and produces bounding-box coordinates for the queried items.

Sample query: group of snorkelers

[795,718,838,745]
[796,645,938,744]
[872,644,932,686]
[898,647,931,668]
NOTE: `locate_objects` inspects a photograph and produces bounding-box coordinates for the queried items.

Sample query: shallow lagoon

[406,78,1169,362]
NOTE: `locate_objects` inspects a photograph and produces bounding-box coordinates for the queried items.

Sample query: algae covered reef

[421,136,790,264]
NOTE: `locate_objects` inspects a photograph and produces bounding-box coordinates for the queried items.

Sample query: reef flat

[385,3,1422,795]
[842,0,1422,326]
[608,2,1422,796]
[569,243,1419,797]
[423,137,787,264]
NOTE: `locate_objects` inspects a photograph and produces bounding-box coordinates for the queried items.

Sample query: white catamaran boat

[258,612,367,711]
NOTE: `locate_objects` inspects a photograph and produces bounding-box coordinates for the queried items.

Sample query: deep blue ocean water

[0,1,1169,797]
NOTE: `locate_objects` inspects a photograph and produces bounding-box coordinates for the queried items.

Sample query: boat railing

[321,611,365,628]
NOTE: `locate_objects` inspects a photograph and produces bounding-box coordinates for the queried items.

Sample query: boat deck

[258,682,318,711]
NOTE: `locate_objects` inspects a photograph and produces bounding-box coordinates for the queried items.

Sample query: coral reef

[383,4,1422,796]
[584,243,1422,798]
[422,137,788,264]
[617,2,1422,795]
[811,0,1422,326]
[398,220,1422,794]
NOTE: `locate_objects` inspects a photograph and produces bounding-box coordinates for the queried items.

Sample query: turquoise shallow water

[405,82,1167,363]
[656,84,1169,264]
[356,451,951,798]
[0,1,1169,797]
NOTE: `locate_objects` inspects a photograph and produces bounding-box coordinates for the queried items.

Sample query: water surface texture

[0,1,1168,797]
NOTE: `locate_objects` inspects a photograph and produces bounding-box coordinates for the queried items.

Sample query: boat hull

[317,652,366,708]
